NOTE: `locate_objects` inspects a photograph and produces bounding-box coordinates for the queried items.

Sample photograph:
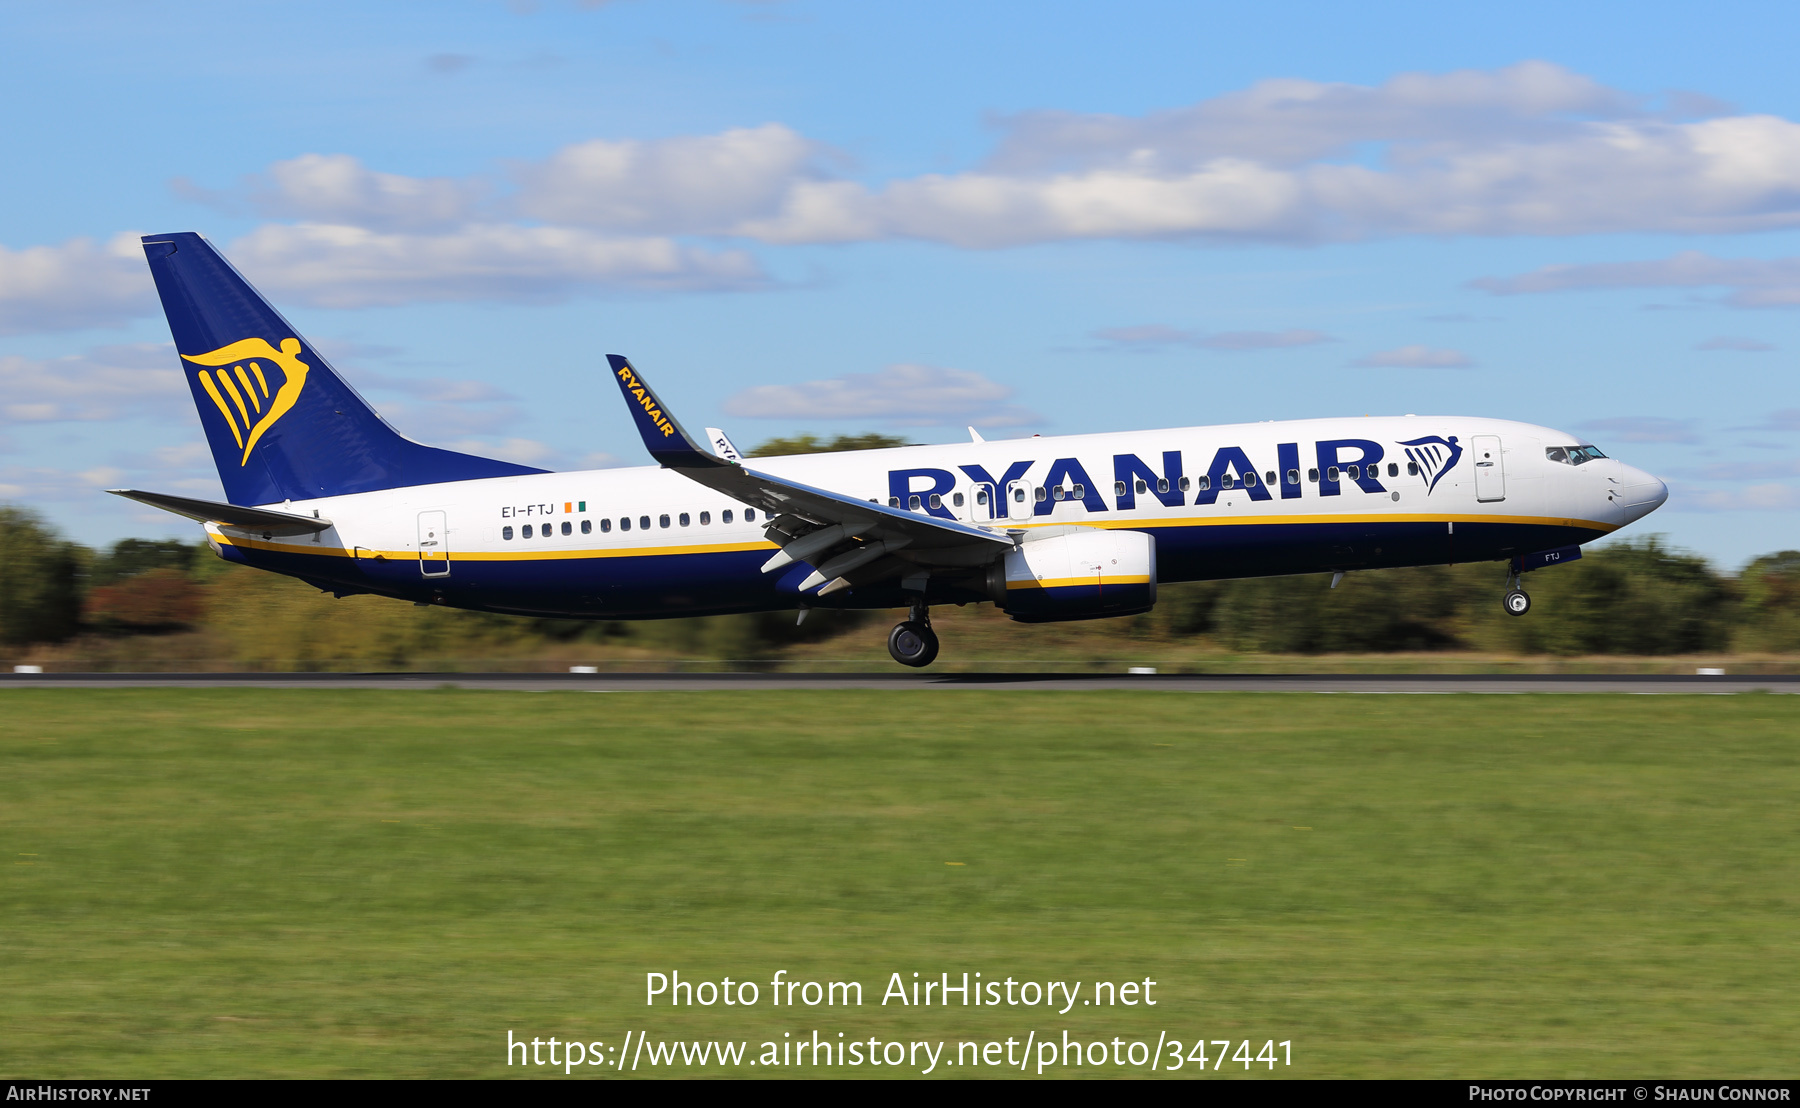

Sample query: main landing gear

[1502,562,1531,617]
[887,596,940,668]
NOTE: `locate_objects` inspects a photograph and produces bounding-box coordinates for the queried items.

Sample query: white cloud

[0,463,131,502]
[1578,416,1701,444]
[229,222,765,308]
[1738,409,1800,432]
[723,363,1040,427]
[0,234,154,335]
[1698,336,1775,351]
[1688,458,1800,480]
[1471,252,1800,307]
[737,63,1800,247]
[0,344,183,424]
[1353,345,1473,368]
[513,124,821,234]
[245,154,488,231]
[1672,482,1800,511]
[985,61,1633,173]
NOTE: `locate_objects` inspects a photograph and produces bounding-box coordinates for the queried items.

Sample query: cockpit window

[1547,445,1607,466]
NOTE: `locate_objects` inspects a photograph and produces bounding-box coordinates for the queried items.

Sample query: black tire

[887,620,940,667]
[1504,589,1531,617]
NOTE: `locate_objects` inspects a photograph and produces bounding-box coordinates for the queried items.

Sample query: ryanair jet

[115,232,1668,667]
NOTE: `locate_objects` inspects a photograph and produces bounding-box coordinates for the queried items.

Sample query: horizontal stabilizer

[108,489,333,534]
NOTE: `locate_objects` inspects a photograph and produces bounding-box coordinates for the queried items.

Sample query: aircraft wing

[606,355,1012,592]
[108,489,333,534]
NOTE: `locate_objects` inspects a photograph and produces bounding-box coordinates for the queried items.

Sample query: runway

[3,671,1796,693]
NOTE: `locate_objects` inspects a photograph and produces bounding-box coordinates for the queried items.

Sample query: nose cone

[1614,464,1668,523]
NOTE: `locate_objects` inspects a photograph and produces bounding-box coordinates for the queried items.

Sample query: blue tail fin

[142,232,545,505]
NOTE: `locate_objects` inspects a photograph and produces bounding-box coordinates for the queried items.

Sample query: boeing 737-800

[114,232,1669,667]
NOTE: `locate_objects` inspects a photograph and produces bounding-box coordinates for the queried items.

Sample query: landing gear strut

[887,596,940,668]
[1502,562,1531,617]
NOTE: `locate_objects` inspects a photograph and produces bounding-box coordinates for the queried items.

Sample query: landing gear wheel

[887,620,940,667]
[1503,589,1531,617]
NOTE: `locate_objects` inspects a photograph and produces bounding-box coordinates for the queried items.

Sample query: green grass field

[3,689,1797,1079]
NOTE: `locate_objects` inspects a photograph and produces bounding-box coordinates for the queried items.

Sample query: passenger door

[1005,479,1034,522]
[1472,435,1505,502]
[418,510,450,577]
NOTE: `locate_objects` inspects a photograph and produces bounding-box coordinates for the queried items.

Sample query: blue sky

[2,0,1797,567]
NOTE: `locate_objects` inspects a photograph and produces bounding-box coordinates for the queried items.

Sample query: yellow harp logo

[182,337,310,466]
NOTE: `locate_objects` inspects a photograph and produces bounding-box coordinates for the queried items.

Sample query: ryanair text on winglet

[616,364,677,438]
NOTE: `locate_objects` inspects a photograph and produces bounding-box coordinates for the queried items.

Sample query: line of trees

[4,502,1798,662]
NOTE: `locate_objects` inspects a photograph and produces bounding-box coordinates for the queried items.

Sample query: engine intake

[990,529,1156,622]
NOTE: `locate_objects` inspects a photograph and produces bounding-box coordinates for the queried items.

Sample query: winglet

[606,355,728,469]
[704,426,745,463]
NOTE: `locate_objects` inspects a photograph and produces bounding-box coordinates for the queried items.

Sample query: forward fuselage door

[418,510,450,577]
[1005,479,1034,522]
[1472,435,1505,502]
[967,482,995,523]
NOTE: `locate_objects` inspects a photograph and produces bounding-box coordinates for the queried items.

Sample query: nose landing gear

[887,596,940,668]
[1502,561,1531,617]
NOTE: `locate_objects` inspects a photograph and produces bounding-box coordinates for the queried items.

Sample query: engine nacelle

[989,528,1157,622]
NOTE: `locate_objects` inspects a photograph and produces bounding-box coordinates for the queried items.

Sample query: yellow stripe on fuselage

[211,508,1611,564]
[1008,574,1152,590]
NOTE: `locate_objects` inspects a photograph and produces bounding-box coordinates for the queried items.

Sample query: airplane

[113,231,1669,667]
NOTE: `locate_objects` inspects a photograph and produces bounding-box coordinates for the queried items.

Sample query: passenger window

[1052,486,1065,501]
[1407,462,1419,476]
[745,509,755,522]
[620,517,630,532]
[1179,476,1191,491]
[1308,468,1319,482]
[889,497,900,507]
[1264,471,1276,486]
[522,524,533,538]
[503,526,514,540]
[1243,471,1258,487]
[1287,469,1299,485]
[700,511,710,525]
[561,521,572,536]
[580,519,591,535]
[543,525,552,539]
[952,492,964,507]
[1136,479,1147,494]
[1346,465,1360,480]
[1034,487,1047,502]
[1221,473,1235,489]
[928,493,941,510]
[1156,478,1169,494]
[1387,463,1399,477]
[722,510,733,524]
[1013,487,1026,503]
[659,514,670,529]
[1197,475,1211,491]
[909,494,922,510]
[679,513,690,526]
[601,518,612,533]
[976,489,989,505]
[640,515,651,530]
[1073,484,1084,498]
[1326,466,1339,482]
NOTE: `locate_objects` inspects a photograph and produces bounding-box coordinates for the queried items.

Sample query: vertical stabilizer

[142,232,545,505]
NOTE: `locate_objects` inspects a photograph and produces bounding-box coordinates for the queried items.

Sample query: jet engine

[988,528,1156,622]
